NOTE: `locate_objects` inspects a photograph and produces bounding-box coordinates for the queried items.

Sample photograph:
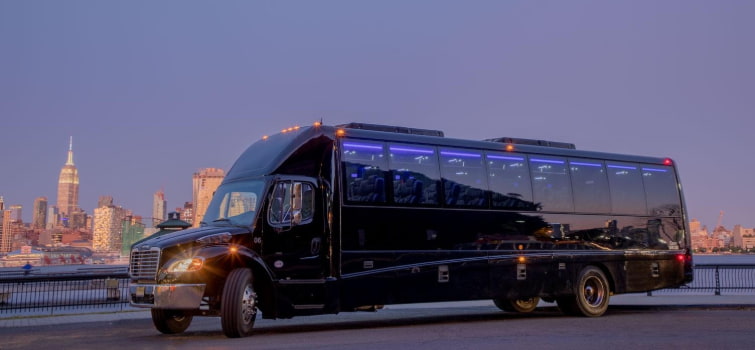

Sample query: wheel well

[247,260,277,318]
[587,263,616,294]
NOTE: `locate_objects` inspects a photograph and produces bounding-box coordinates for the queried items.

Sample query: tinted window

[269,181,315,225]
[389,143,440,205]
[486,153,537,210]
[606,162,646,215]
[569,159,610,213]
[342,140,388,203]
[440,148,487,207]
[530,156,573,212]
[642,166,681,216]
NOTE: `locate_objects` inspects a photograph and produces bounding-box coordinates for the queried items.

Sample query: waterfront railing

[1,264,753,316]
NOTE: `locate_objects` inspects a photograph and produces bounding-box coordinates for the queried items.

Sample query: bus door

[264,178,328,279]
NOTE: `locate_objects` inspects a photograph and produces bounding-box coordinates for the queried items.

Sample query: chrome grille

[129,247,161,281]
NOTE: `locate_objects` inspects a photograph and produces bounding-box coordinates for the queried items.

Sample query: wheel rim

[515,298,537,309]
[583,276,606,307]
[241,284,257,324]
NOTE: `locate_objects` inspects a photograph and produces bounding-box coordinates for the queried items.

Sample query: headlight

[166,257,204,273]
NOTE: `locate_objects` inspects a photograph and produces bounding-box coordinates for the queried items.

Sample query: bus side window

[341,140,388,203]
[529,156,574,212]
[642,166,681,216]
[606,162,646,215]
[439,148,487,207]
[389,143,440,205]
[269,181,315,225]
[569,159,610,213]
[487,153,536,210]
[269,182,291,224]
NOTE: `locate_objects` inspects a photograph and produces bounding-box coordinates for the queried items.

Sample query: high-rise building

[56,137,80,223]
[46,205,59,229]
[192,168,225,227]
[152,190,167,227]
[33,197,48,229]
[121,216,145,256]
[0,197,10,253]
[9,205,22,223]
[93,202,128,253]
[98,195,113,208]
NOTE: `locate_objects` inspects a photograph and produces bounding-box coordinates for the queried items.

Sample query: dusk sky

[1,1,753,230]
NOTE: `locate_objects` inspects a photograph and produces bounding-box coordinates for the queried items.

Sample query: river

[694,254,755,265]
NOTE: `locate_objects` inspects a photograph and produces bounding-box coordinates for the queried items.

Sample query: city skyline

[2,1,754,230]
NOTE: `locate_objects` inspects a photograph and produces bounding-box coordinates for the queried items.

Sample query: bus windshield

[202,180,265,227]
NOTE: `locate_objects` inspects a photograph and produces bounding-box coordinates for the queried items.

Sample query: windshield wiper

[213,218,231,223]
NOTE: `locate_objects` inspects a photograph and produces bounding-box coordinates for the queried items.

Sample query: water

[693,254,755,265]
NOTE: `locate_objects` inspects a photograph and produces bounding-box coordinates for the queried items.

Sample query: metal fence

[649,264,755,296]
[0,267,130,316]
[1,264,754,317]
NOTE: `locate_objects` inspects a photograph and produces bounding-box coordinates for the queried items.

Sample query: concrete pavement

[1,293,753,328]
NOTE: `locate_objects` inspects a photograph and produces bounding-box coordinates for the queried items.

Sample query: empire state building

[57,137,80,220]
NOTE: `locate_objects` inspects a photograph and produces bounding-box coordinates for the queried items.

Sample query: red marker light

[664,158,673,166]
[676,254,686,262]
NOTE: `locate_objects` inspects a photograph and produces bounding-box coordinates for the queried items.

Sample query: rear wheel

[493,297,540,313]
[221,268,258,338]
[151,309,193,334]
[558,266,610,317]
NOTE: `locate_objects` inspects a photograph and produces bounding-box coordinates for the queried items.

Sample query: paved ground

[1,299,755,350]
[1,293,754,328]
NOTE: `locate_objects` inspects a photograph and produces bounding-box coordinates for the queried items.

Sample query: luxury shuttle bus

[129,122,693,337]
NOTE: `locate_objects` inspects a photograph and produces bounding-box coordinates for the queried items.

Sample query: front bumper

[129,283,206,309]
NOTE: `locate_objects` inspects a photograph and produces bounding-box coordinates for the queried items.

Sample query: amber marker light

[313,121,322,127]
[506,144,515,152]
[517,256,527,264]
[336,129,346,137]
[229,246,239,254]
[262,135,269,140]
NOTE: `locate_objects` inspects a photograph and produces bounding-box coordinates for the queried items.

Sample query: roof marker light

[664,158,673,166]
[336,129,346,137]
[506,144,515,152]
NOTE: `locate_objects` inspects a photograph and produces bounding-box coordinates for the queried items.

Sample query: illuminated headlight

[166,257,204,273]
[196,232,232,245]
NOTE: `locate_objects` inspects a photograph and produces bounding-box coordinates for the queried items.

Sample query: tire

[221,268,258,338]
[558,266,610,317]
[151,309,193,334]
[493,297,540,313]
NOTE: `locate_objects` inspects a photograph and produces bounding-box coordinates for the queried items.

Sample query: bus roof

[225,123,674,182]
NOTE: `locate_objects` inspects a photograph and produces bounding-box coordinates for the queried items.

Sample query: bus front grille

[129,247,161,282]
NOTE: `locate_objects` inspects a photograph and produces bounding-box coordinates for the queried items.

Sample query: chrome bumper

[129,283,206,309]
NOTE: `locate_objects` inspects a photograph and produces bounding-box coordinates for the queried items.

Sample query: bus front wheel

[151,309,193,334]
[221,268,258,338]
[558,266,610,317]
[493,297,540,313]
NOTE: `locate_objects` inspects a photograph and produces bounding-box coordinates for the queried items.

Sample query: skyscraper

[0,197,9,253]
[152,190,167,227]
[93,202,128,253]
[33,197,48,229]
[56,137,80,222]
[192,168,225,227]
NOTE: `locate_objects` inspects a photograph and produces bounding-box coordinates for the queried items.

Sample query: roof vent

[485,137,576,149]
[337,123,444,137]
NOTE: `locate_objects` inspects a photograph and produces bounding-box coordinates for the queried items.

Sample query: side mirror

[292,182,303,211]
[291,182,303,226]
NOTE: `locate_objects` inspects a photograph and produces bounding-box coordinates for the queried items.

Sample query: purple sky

[1,1,754,230]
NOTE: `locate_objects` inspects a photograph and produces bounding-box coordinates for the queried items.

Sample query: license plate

[135,286,145,298]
